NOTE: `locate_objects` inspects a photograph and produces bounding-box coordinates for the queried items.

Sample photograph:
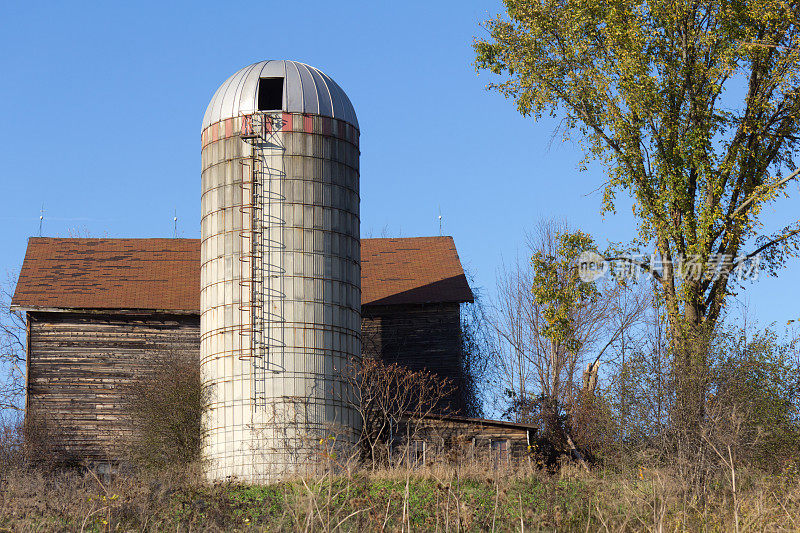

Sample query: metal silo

[200,60,360,482]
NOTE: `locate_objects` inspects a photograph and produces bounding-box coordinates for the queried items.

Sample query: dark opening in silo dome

[258,78,284,111]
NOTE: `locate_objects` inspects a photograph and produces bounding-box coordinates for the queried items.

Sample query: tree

[347,358,455,469]
[492,220,645,454]
[0,273,25,416]
[475,0,800,430]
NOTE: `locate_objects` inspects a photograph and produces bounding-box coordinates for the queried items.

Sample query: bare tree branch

[0,272,25,413]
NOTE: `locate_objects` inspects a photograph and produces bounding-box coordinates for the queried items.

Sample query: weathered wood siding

[26,304,466,463]
[26,311,199,463]
[361,303,466,412]
[394,417,534,466]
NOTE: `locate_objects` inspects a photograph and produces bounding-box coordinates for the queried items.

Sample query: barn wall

[26,311,199,463]
[25,303,467,463]
[361,303,465,412]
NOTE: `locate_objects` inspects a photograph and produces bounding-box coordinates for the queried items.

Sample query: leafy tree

[532,230,599,357]
[475,0,800,430]
[493,220,645,456]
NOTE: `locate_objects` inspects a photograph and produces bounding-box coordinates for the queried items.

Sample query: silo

[200,60,360,482]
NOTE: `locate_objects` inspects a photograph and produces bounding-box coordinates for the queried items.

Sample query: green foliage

[709,327,800,470]
[475,0,800,431]
[173,482,291,527]
[598,319,800,472]
[531,230,599,354]
[475,0,800,321]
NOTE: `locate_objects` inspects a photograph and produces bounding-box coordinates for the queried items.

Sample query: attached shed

[12,236,474,463]
[395,414,537,467]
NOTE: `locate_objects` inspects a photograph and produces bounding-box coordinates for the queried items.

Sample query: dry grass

[1,457,800,532]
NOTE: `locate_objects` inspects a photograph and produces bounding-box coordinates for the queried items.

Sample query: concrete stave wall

[200,112,360,482]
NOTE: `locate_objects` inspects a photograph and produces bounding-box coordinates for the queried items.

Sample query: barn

[11,235,510,464]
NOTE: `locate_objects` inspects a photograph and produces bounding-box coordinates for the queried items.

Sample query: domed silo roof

[202,60,358,130]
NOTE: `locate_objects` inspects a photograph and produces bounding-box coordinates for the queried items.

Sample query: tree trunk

[669,300,710,440]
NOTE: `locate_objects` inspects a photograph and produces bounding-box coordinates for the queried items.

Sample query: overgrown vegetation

[709,328,800,471]
[589,318,800,498]
[459,293,495,418]
[347,357,456,469]
[3,451,800,531]
[121,352,208,469]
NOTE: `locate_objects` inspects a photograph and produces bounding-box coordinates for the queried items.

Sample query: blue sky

[0,0,797,328]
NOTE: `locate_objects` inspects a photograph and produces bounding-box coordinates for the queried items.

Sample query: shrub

[0,417,23,473]
[707,328,800,471]
[122,352,208,469]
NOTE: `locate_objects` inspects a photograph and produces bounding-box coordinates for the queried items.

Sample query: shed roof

[12,237,472,312]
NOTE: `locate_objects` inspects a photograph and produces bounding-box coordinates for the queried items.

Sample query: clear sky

[0,1,797,328]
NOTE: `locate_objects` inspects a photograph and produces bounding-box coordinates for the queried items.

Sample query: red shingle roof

[12,236,472,312]
[12,238,199,312]
[360,236,473,306]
